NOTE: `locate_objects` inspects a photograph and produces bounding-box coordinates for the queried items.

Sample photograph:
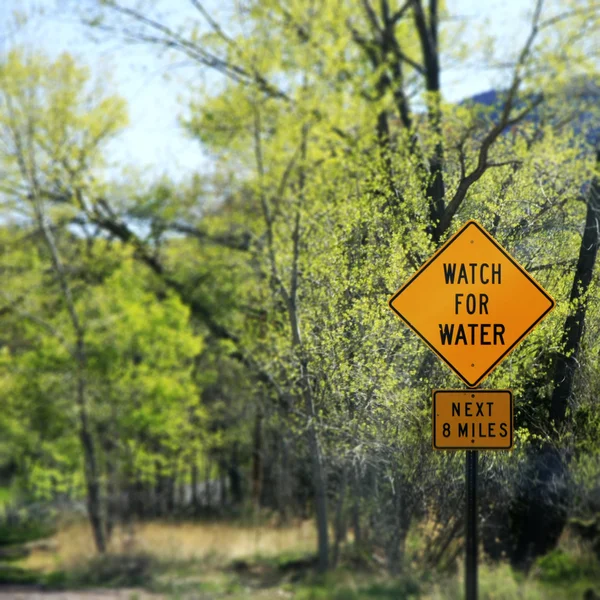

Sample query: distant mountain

[462,78,599,150]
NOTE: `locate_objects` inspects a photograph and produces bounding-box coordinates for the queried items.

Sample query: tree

[0,49,204,551]
[4,0,593,570]
[0,49,130,552]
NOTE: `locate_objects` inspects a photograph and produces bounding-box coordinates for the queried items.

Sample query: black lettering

[455,293,463,314]
[480,263,489,284]
[443,263,457,284]
[458,423,468,437]
[466,294,476,314]
[439,324,454,344]
[478,423,487,437]
[481,323,491,345]
[475,402,484,417]
[465,402,472,417]
[455,324,467,344]
[494,324,505,345]
[438,323,506,345]
[480,294,489,314]
[468,323,477,344]
[488,423,496,437]
[487,402,493,417]
[469,263,477,282]
[441,263,500,284]
[492,263,502,284]
[452,403,461,417]
[499,423,508,437]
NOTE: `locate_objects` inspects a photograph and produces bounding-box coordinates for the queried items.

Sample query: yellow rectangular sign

[432,390,513,450]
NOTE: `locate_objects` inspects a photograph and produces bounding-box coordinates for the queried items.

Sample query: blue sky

[0,0,533,180]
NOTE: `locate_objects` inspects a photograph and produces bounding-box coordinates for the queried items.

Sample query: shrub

[535,549,598,583]
[71,552,157,587]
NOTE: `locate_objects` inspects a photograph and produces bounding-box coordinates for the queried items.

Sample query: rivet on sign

[470,240,474,243]
[471,394,475,398]
[471,363,475,367]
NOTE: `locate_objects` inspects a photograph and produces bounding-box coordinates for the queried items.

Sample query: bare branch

[486,159,523,168]
[167,222,252,251]
[413,0,439,89]
[391,1,412,24]
[527,259,576,272]
[252,104,292,309]
[388,35,426,74]
[430,0,439,49]
[348,23,380,67]
[98,1,292,102]
[361,0,383,35]
[539,5,600,30]
[434,0,545,239]
[188,0,235,45]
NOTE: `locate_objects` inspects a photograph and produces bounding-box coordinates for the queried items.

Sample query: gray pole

[466,449,478,600]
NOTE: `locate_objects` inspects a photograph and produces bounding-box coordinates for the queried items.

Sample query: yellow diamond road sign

[388,220,555,387]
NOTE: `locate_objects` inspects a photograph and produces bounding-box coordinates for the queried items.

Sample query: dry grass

[22,518,318,572]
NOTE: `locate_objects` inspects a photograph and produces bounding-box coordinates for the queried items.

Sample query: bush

[0,504,55,584]
[295,577,420,600]
[71,552,157,587]
[535,549,599,583]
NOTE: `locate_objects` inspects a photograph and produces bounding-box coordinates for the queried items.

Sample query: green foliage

[0,517,53,549]
[0,0,599,579]
[0,48,128,210]
[295,576,421,600]
[69,552,157,588]
[535,549,600,584]
[0,248,206,496]
[0,505,55,585]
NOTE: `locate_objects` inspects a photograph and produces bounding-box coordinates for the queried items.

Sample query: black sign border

[432,389,514,450]
[388,220,556,387]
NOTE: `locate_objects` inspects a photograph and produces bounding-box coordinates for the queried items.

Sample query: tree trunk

[251,409,263,509]
[301,359,329,573]
[228,444,243,506]
[191,460,199,512]
[104,453,117,544]
[34,198,107,553]
[178,472,186,510]
[204,461,212,509]
[510,155,600,570]
[276,434,292,521]
[220,465,227,508]
[550,156,600,425]
[77,368,107,553]
[167,473,175,514]
[332,466,347,568]
[385,472,411,574]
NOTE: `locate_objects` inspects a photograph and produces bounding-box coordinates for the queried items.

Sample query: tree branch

[433,0,545,240]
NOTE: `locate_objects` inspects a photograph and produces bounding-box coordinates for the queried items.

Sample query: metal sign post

[465,449,478,600]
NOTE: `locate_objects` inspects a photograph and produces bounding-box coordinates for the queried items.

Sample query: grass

[8,518,600,599]
[21,517,318,572]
